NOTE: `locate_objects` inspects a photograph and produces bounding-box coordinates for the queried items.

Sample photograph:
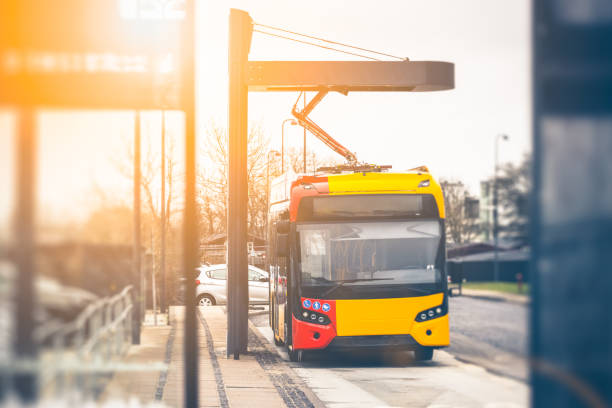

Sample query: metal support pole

[265,151,279,244]
[266,159,270,240]
[227,8,252,359]
[132,111,142,344]
[160,110,166,314]
[13,108,38,402]
[151,227,157,326]
[493,134,508,282]
[183,1,198,405]
[303,92,306,172]
[493,137,499,282]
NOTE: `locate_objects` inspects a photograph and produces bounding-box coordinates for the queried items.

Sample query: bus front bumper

[291,314,449,351]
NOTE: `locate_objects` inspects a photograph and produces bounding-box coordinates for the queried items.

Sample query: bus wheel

[414,346,434,361]
[288,348,303,362]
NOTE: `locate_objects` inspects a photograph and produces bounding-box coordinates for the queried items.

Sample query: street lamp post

[266,150,281,271]
[281,118,297,173]
[266,150,281,231]
[493,133,509,282]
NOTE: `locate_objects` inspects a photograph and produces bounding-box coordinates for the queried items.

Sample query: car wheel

[414,346,434,361]
[196,294,215,307]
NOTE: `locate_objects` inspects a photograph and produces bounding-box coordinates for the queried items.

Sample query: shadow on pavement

[298,348,451,369]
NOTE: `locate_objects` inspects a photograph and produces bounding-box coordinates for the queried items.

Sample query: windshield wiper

[319,278,393,298]
[402,286,435,295]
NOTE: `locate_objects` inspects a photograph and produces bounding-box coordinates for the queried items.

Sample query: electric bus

[267,167,449,361]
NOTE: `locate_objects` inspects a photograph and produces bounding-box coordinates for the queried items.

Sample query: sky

[0,0,531,237]
[197,0,531,186]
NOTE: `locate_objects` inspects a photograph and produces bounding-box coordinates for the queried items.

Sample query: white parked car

[195,264,269,306]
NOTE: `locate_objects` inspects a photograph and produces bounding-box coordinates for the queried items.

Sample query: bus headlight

[415,304,447,322]
[418,179,430,188]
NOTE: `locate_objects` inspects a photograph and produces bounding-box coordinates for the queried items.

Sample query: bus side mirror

[276,234,289,257]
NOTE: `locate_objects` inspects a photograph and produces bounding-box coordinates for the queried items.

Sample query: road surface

[448,296,528,381]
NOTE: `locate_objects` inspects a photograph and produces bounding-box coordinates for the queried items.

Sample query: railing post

[53,333,64,398]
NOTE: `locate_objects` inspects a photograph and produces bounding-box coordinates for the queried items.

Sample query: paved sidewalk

[252,315,529,408]
[100,306,321,407]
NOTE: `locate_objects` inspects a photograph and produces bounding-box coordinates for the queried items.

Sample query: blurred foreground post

[532,1,612,407]
[13,108,38,401]
[227,8,252,359]
[182,0,199,405]
[132,112,141,344]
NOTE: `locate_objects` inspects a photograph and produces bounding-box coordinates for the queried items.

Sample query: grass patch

[462,281,529,296]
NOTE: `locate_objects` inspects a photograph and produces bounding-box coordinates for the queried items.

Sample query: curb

[248,310,269,317]
[459,289,530,305]
[451,353,528,383]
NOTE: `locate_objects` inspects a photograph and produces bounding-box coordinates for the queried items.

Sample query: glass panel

[298,221,441,286]
[211,269,227,280]
[298,194,438,221]
[248,269,260,281]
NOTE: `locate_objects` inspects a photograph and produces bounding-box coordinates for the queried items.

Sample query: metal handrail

[30,285,135,398]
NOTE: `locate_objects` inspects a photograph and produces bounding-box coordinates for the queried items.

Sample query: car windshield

[298,220,441,286]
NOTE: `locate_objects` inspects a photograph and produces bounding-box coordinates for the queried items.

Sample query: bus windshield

[298,220,442,286]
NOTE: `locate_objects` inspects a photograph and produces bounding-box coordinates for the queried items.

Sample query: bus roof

[270,169,445,220]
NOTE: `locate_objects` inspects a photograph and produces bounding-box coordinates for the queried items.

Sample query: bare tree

[197,125,345,243]
[99,124,182,303]
[483,153,531,246]
[440,179,480,244]
[198,123,270,239]
[285,146,341,173]
[82,205,133,244]
[109,131,180,229]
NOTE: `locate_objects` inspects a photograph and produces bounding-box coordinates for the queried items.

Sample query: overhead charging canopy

[247,60,454,92]
[248,59,454,164]
[226,8,455,360]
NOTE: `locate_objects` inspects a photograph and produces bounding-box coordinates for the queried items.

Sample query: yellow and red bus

[267,167,449,361]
